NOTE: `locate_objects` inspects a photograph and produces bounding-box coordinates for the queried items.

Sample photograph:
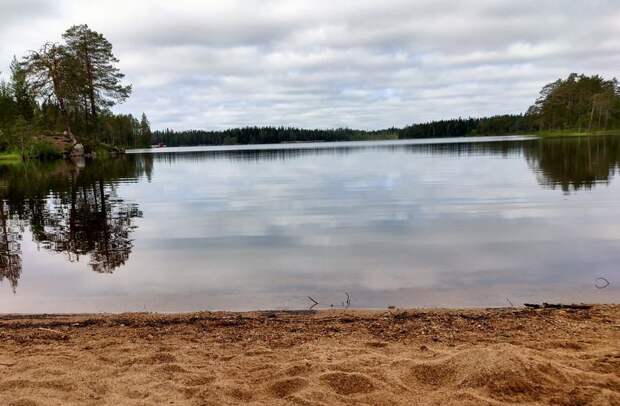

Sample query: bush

[28,140,62,160]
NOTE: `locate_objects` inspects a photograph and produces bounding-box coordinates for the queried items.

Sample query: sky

[1,0,619,131]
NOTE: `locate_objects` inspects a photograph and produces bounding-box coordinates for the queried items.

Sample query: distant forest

[154,73,620,147]
[153,114,533,147]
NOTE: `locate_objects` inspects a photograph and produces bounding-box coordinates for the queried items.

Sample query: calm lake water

[1,135,619,313]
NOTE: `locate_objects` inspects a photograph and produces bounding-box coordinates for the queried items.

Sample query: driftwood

[524,303,592,310]
[37,327,65,334]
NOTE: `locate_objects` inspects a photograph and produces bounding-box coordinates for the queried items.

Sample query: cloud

[1,0,618,130]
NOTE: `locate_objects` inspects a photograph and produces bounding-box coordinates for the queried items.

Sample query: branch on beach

[37,327,65,334]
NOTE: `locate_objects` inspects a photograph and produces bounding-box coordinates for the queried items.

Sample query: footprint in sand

[183,375,216,386]
[148,352,176,364]
[365,341,389,348]
[282,362,314,377]
[125,389,149,400]
[158,364,187,374]
[269,377,310,398]
[320,372,376,395]
[225,386,254,402]
[122,352,177,366]
[9,400,38,406]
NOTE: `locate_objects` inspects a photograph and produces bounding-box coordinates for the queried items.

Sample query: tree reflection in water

[0,155,152,290]
[524,135,620,192]
[32,178,143,273]
[0,200,22,292]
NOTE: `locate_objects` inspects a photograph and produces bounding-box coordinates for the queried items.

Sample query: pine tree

[62,24,132,126]
[0,79,17,142]
[139,113,152,146]
[22,42,77,143]
[9,56,35,121]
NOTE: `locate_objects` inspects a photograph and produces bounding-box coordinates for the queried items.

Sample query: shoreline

[1,305,618,405]
[132,131,620,152]
[4,131,618,162]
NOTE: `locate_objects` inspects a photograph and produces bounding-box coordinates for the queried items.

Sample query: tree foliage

[62,24,132,127]
[527,73,620,131]
[0,25,149,155]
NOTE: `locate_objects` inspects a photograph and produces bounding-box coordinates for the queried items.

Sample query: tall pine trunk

[50,59,77,144]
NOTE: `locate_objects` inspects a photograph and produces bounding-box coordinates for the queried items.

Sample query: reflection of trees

[148,137,620,193]
[0,155,152,290]
[147,138,535,164]
[524,136,620,192]
[0,200,22,292]
[31,178,142,273]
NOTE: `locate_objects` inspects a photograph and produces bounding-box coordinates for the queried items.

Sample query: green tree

[139,112,152,146]
[11,116,32,158]
[9,56,35,121]
[0,79,17,147]
[62,24,132,128]
[21,43,78,143]
[528,73,620,131]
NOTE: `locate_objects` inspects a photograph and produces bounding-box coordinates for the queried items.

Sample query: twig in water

[307,296,319,310]
[342,292,351,309]
[506,297,514,307]
[594,277,610,289]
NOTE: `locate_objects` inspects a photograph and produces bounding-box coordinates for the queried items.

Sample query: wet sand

[0,306,618,405]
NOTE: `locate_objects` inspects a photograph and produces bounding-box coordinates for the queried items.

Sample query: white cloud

[0,0,618,130]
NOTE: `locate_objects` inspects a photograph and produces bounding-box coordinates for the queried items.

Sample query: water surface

[1,135,619,312]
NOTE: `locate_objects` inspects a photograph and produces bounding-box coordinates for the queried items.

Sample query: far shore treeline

[1,24,620,157]
[0,24,152,159]
[153,73,620,147]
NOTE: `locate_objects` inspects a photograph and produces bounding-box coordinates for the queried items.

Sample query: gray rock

[70,143,85,156]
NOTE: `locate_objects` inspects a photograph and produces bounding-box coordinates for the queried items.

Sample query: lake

[1,135,619,313]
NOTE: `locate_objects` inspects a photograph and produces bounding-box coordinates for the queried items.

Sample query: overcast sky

[1,0,618,130]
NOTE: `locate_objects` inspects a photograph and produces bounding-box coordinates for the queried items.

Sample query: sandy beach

[0,305,618,405]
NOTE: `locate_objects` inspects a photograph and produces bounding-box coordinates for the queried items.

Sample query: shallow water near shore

[1,135,619,313]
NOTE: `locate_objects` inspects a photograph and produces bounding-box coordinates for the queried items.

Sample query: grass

[0,152,23,163]
[0,140,63,163]
[28,140,64,160]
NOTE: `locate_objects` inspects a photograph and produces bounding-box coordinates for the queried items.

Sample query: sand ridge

[0,306,618,405]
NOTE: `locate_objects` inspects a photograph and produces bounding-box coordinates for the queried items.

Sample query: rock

[70,143,85,157]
